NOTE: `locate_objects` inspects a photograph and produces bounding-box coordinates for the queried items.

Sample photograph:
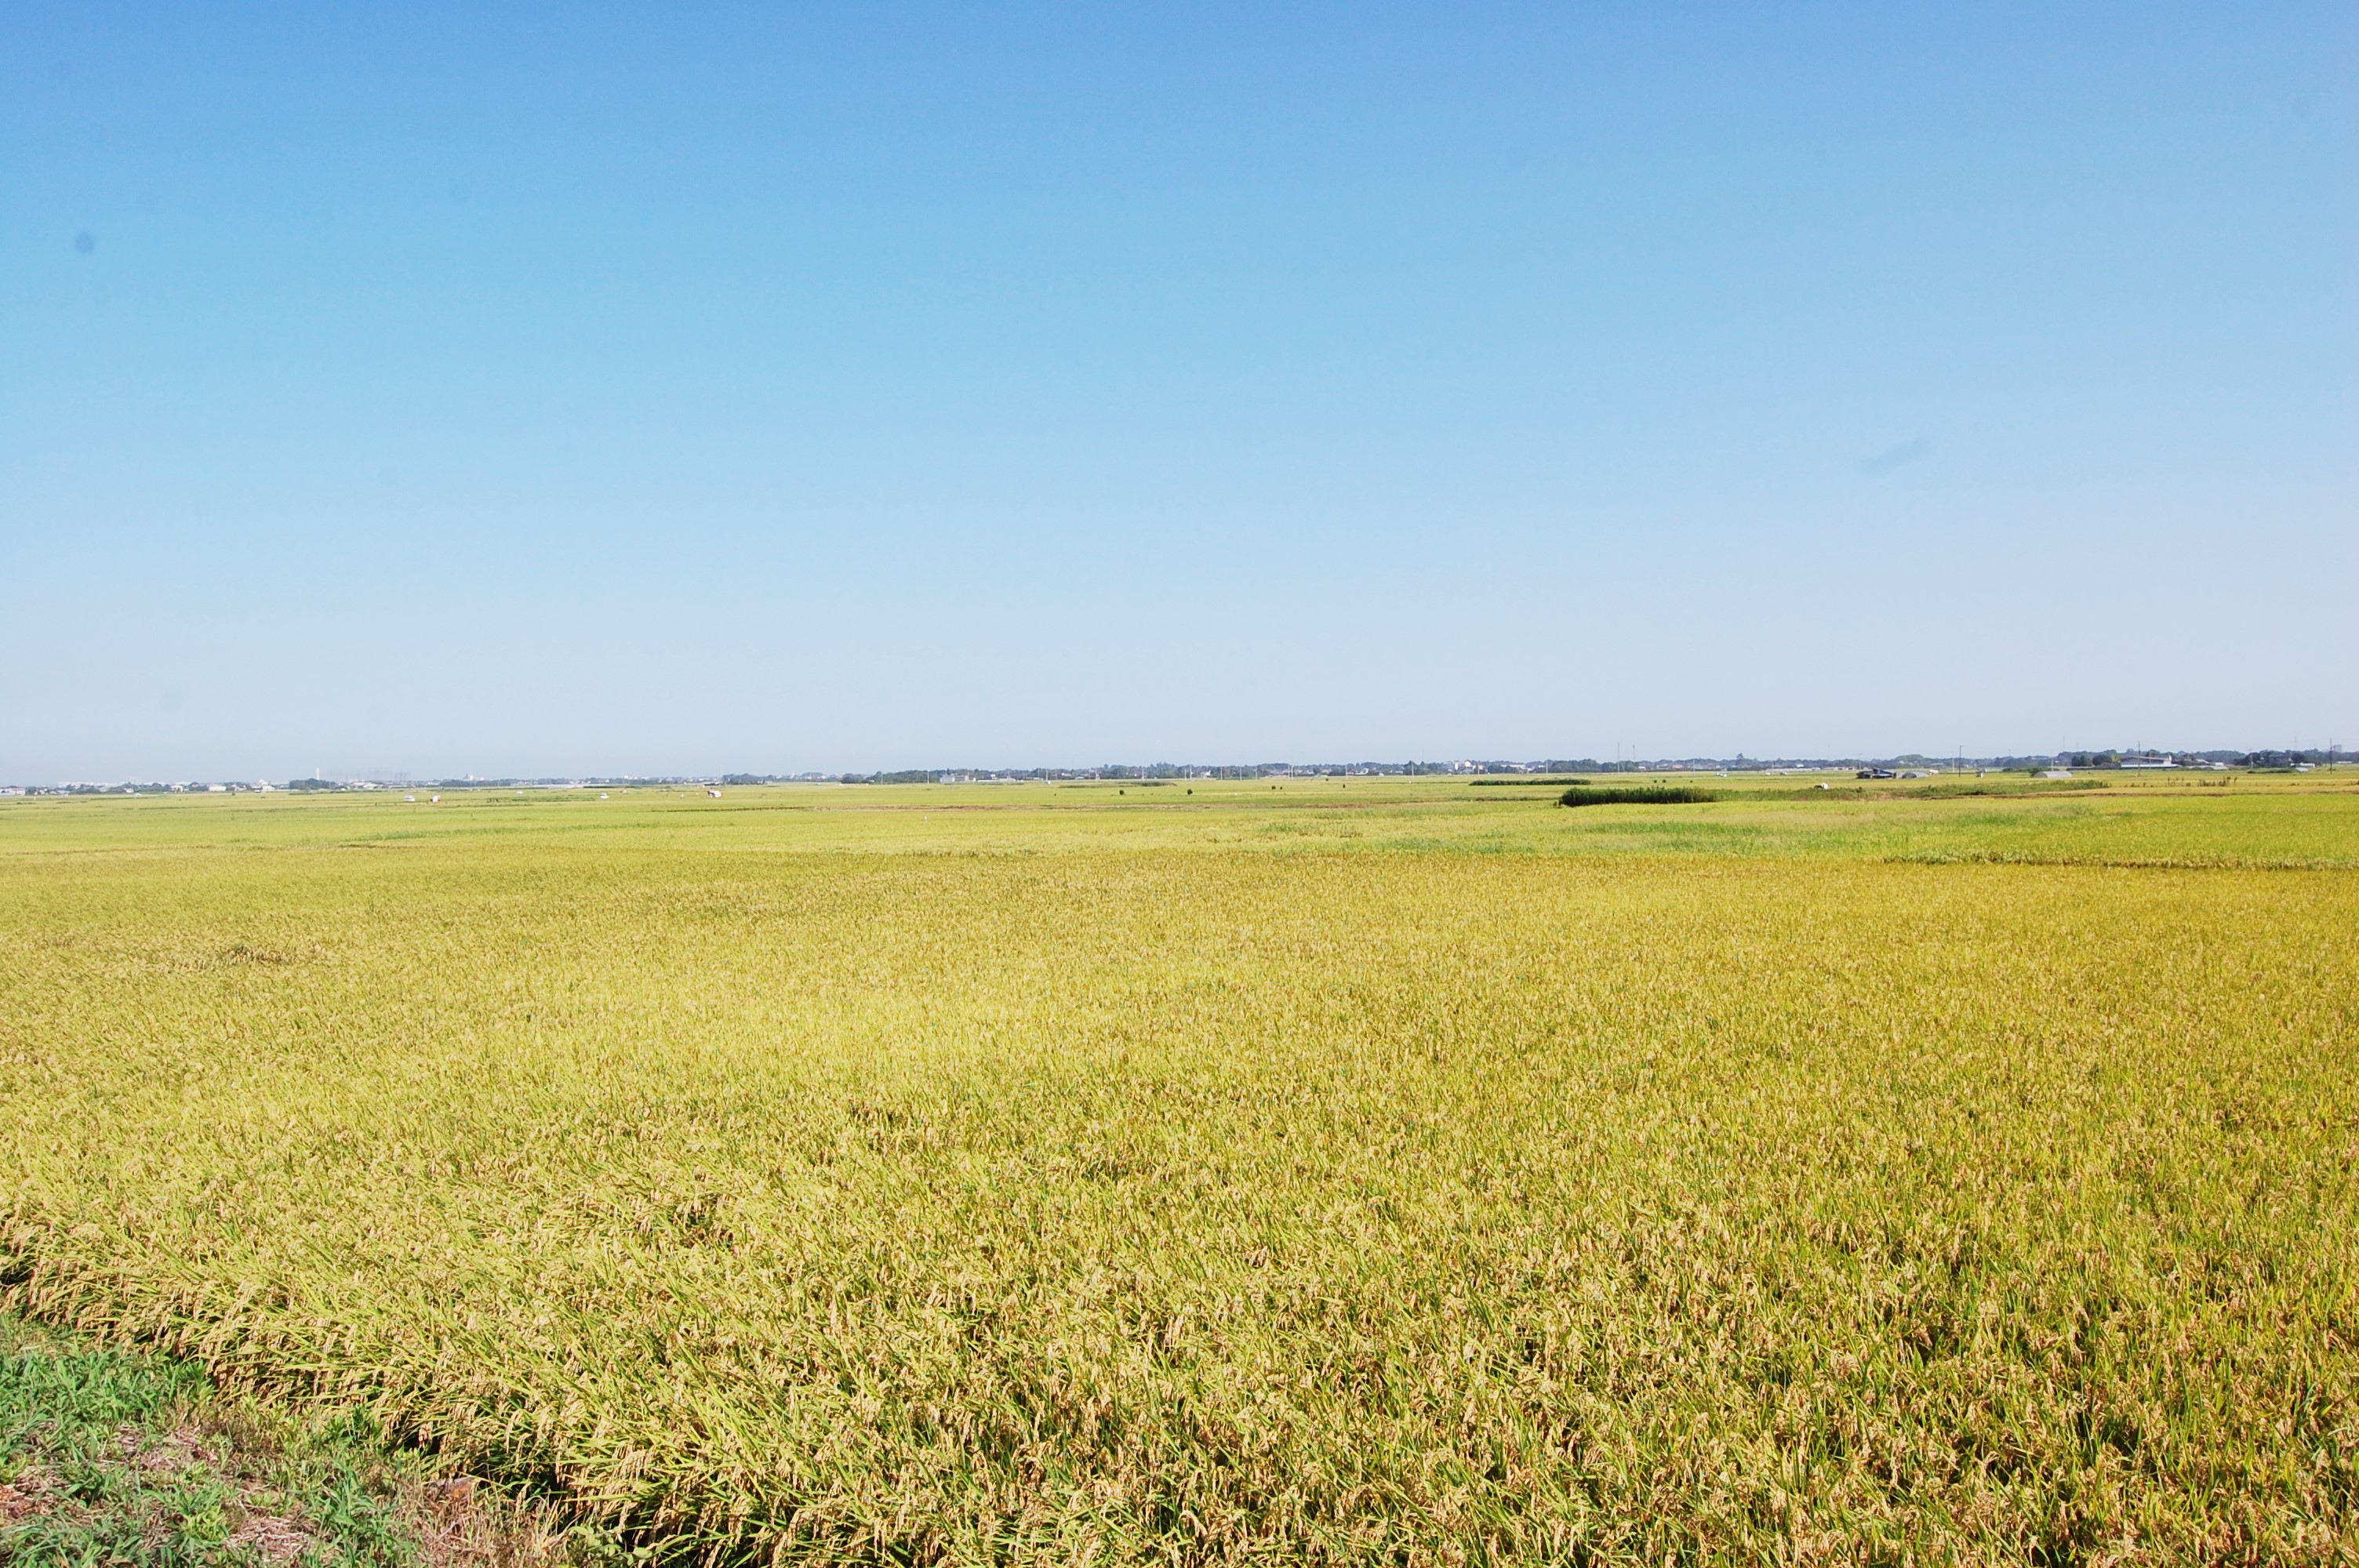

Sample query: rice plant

[2,778,2353,1562]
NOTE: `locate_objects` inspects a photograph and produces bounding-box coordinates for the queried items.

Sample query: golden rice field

[3,775,2354,1564]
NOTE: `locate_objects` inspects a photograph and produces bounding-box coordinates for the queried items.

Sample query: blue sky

[4,3,2352,779]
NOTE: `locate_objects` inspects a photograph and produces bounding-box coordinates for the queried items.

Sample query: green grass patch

[0,1316,562,1567]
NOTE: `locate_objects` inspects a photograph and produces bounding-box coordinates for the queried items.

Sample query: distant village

[2,748,2341,797]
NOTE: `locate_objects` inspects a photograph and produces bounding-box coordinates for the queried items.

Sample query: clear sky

[5,3,2352,780]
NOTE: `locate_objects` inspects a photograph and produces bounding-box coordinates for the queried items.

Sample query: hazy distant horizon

[15,741,2345,792]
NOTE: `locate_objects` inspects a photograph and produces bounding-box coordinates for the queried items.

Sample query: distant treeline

[17,749,2346,797]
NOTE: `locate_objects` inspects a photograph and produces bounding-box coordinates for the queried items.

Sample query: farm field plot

[2,779,2354,1563]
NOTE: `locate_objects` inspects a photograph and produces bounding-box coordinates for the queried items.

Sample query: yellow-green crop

[2,776,2354,1563]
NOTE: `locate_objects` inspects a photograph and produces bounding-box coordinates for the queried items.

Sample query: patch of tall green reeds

[1557,784,1720,807]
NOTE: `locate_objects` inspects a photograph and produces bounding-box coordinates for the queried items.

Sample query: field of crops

[3,775,2354,1563]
